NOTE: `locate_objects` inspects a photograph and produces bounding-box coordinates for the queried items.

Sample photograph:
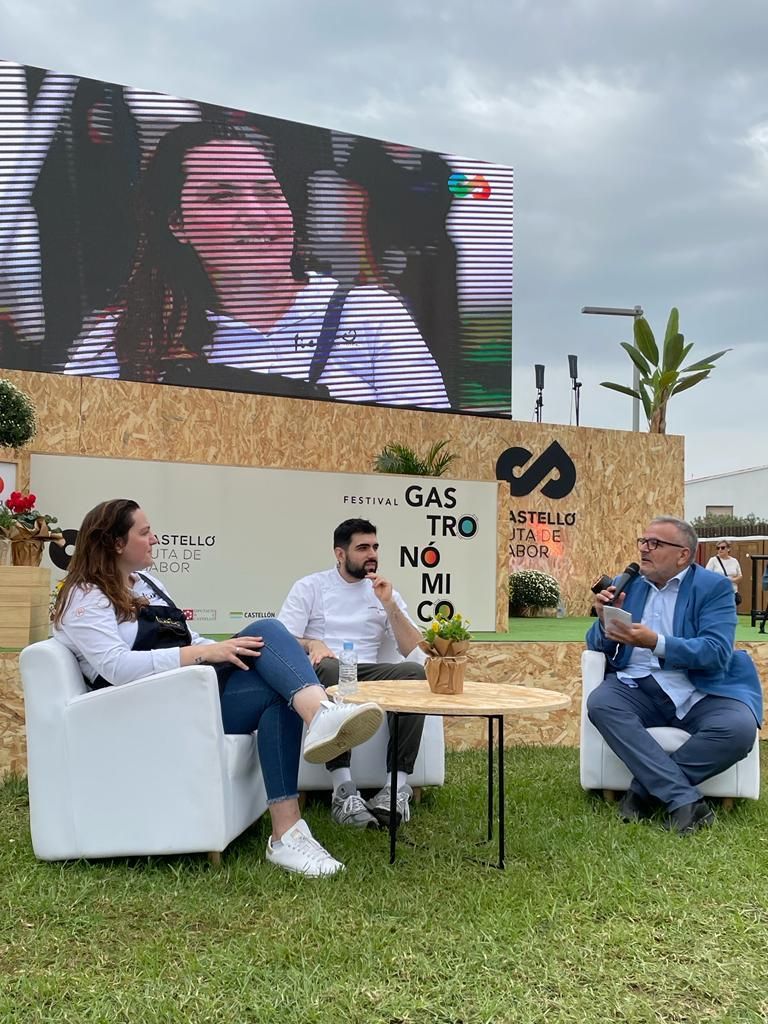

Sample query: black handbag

[717,556,742,605]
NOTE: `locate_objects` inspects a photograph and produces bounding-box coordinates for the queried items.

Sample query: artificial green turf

[2,748,768,1023]
[203,617,768,645]
[4,618,764,655]
[473,616,768,644]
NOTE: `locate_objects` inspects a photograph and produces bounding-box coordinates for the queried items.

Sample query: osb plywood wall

[3,642,767,776]
[0,653,25,775]
[3,369,684,621]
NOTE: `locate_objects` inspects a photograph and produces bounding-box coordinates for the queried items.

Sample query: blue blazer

[586,563,763,725]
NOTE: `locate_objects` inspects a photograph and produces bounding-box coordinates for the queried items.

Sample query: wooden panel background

[3,368,684,618]
[3,642,767,776]
[0,367,688,776]
[699,539,768,615]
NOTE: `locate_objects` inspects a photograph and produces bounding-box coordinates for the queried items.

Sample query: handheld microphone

[591,574,612,595]
[608,562,640,604]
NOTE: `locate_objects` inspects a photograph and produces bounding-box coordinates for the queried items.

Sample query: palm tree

[600,307,729,433]
[373,440,457,477]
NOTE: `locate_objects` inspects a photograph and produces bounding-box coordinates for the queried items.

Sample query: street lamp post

[581,305,644,432]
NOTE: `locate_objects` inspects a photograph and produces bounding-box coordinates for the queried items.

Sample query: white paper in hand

[603,606,633,630]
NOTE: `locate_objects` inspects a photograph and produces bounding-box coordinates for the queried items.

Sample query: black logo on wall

[49,529,78,571]
[495,441,576,499]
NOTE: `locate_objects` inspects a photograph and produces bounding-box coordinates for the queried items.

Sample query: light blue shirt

[617,566,705,719]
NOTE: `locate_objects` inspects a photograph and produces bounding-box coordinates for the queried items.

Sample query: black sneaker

[618,790,655,823]
[664,799,715,835]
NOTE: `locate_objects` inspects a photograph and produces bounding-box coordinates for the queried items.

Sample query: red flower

[7,491,39,514]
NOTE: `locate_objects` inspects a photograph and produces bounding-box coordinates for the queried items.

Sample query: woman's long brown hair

[113,120,309,381]
[52,499,148,626]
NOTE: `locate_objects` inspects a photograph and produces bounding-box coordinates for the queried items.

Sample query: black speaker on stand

[568,354,581,426]
[534,364,545,423]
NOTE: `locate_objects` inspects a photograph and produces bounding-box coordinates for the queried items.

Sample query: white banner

[0,461,17,503]
[31,455,498,632]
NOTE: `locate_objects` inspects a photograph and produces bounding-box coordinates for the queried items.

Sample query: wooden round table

[330,679,571,868]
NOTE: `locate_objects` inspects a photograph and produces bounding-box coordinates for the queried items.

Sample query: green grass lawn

[2,748,768,1023]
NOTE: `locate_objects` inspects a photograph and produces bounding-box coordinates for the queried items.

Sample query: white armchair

[21,638,267,861]
[297,635,445,792]
[580,650,760,801]
[20,637,446,861]
[297,717,445,791]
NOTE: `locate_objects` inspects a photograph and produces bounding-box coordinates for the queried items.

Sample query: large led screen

[0,60,513,413]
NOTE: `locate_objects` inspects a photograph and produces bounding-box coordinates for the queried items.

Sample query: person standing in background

[705,540,743,605]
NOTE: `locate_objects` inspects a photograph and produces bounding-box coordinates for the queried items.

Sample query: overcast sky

[3,0,767,482]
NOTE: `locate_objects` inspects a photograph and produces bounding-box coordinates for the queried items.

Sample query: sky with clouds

[3,0,767,482]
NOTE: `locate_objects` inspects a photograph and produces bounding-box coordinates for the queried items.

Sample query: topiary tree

[0,380,37,449]
[600,307,729,433]
[508,570,560,616]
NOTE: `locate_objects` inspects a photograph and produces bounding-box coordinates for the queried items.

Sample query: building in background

[685,465,768,522]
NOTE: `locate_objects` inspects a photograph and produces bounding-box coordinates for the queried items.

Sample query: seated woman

[52,498,383,877]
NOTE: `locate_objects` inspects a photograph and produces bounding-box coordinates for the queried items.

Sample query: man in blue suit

[586,515,762,834]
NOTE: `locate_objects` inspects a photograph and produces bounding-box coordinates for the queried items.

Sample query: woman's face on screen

[170,140,295,277]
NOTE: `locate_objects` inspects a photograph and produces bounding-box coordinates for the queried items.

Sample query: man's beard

[344,555,377,580]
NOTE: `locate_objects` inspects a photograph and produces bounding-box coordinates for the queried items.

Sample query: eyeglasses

[716,545,728,550]
[636,537,687,551]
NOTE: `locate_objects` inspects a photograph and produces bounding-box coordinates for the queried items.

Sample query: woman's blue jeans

[218,619,319,805]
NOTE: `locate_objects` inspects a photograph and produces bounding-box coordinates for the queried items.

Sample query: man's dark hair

[334,518,377,549]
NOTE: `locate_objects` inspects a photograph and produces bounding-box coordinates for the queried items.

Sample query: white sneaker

[302,700,384,765]
[266,819,344,877]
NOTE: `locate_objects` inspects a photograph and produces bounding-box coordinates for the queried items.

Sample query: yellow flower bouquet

[420,611,471,694]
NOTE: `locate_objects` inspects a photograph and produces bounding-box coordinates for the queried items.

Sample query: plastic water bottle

[556,598,566,619]
[337,641,358,700]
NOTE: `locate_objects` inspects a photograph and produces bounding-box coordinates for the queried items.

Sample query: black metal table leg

[498,715,505,870]
[389,711,399,864]
[386,708,505,868]
[487,716,494,841]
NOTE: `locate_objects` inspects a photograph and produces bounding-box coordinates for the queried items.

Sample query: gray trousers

[314,657,426,774]
[587,672,757,811]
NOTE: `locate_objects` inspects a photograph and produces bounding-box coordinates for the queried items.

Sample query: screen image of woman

[65,121,448,409]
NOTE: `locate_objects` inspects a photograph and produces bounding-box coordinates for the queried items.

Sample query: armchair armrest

[65,663,221,731]
[581,650,606,705]
[579,650,609,791]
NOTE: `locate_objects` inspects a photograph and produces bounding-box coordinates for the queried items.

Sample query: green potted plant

[0,490,63,566]
[420,610,472,693]
[0,379,37,449]
[599,307,729,434]
[508,570,560,617]
[373,439,457,477]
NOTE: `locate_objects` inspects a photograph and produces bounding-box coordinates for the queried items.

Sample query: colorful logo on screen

[448,173,491,200]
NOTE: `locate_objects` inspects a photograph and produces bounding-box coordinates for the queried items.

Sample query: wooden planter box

[0,566,51,648]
